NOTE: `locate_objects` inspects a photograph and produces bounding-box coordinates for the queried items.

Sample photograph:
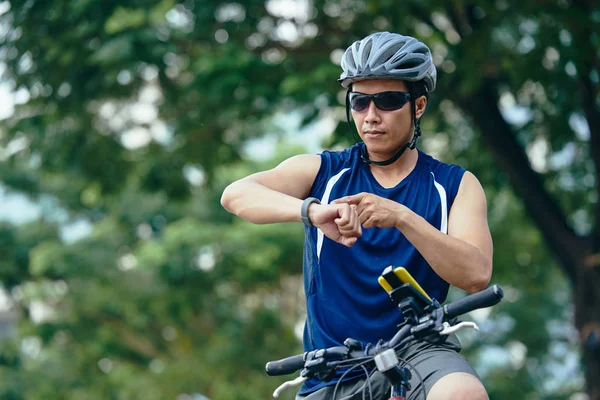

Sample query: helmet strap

[360,141,411,166]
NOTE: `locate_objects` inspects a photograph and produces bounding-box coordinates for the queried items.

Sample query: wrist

[307,203,322,226]
[395,204,411,229]
[301,197,321,227]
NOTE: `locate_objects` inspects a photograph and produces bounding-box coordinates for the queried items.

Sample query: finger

[331,196,349,204]
[338,226,362,239]
[349,204,357,227]
[334,204,351,226]
[339,235,357,247]
[351,205,362,237]
[338,204,358,228]
[363,216,376,229]
[332,193,363,205]
[338,205,360,234]
[338,218,360,234]
[338,224,361,236]
[356,215,363,236]
[358,210,370,225]
[354,200,369,216]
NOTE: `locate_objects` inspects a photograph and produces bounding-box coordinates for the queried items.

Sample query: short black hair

[406,80,429,100]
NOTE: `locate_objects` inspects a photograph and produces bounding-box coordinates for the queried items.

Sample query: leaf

[89,36,134,65]
[29,241,67,277]
[104,7,147,34]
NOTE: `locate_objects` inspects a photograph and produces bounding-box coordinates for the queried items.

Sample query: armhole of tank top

[308,152,330,198]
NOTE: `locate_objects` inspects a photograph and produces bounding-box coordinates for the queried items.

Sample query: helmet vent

[345,51,356,69]
[380,42,404,63]
[361,39,373,63]
[400,59,420,69]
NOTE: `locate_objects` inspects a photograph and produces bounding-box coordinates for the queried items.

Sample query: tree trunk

[452,82,600,399]
[577,258,600,400]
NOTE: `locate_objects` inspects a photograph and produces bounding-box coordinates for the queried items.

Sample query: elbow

[465,259,493,294]
[220,183,238,214]
[466,277,490,294]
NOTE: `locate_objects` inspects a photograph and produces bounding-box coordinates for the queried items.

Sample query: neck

[367,146,418,174]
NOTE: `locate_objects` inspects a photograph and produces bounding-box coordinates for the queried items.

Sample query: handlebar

[266,285,504,377]
[443,284,503,319]
[266,354,305,376]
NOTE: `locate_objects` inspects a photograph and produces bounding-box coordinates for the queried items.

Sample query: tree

[0,0,597,398]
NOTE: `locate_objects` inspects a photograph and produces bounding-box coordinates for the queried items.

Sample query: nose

[364,100,381,124]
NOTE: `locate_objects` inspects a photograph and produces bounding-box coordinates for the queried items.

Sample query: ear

[415,95,428,119]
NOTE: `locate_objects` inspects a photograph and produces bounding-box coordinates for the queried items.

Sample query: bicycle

[265,266,504,400]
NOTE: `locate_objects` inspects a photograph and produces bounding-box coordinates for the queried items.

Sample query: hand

[308,203,362,247]
[333,192,404,229]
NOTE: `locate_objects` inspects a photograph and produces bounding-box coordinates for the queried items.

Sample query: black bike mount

[410,307,452,345]
[389,283,437,325]
[379,267,438,325]
[383,279,449,345]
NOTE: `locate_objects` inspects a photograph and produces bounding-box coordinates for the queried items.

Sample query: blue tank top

[299,144,465,394]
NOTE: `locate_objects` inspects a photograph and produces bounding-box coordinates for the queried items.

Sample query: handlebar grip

[443,285,503,319]
[265,354,305,376]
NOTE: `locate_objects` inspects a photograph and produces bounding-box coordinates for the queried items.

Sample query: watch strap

[301,197,321,227]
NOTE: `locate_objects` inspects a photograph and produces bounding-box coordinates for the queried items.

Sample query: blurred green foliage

[0,0,598,399]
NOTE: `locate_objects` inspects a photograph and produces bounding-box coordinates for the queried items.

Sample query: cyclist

[221,31,493,400]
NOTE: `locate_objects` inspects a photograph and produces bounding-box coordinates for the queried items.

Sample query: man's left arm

[334,171,493,293]
[395,171,493,293]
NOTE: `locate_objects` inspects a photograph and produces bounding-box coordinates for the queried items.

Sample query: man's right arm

[220,154,322,224]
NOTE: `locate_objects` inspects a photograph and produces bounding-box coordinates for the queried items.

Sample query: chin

[363,139,392,151]
[365,144,396,159]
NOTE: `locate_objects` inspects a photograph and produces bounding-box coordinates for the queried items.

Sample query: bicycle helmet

[339,31,437,92]
[339,32,436,166]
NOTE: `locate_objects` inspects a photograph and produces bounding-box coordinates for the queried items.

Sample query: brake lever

[439,321,479,335]
[272,375,307,398]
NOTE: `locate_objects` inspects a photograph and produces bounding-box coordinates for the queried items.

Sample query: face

[350,79,426,160]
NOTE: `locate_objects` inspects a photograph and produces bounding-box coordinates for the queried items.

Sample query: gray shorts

[295,335,479,400]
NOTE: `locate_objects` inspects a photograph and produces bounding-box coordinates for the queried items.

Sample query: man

[221,32,493,400]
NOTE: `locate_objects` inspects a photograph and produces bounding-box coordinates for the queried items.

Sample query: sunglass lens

[375,92,410,111]
[349,94,370,111]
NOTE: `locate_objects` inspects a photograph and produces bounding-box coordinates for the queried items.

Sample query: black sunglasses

[348,91,411,112]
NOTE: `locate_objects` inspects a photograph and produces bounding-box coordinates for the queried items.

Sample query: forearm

[221,179,303,224]
[396,208,492,293]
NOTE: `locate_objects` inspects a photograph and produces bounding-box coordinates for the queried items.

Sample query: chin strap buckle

[410,125,422,149]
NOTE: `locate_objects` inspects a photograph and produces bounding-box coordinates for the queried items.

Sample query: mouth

[363,130,385,139]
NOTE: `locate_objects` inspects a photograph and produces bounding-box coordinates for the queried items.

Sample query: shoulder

[277,153,321,168]
[271,154,322,180]
[418,150,465,177]
[309,144,361,198]
[456,171,487,200]
[416,151,467,205]
[319,144,362,164]
[316,144,362,175]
